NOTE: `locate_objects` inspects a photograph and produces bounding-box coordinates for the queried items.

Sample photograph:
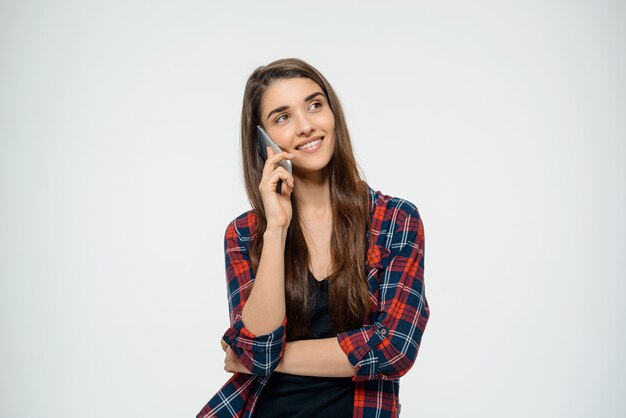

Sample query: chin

[293,159,332,175]
[292,144,334,174]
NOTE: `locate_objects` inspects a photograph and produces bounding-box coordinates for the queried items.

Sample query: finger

[266,149,294,167]
[224,350,236,373]
[260,164,294,192]
[269,170,295,192]
[261,151,293,184]
[272,166,294,184]
[262,150,294,179]
[226,346,235,359]
[269,150,295,164]
[266,147,294,164]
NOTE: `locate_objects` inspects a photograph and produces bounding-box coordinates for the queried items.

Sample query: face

[259,77,335,175]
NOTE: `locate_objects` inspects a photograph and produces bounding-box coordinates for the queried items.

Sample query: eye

[309,101,322,111]
[275,114,289,123]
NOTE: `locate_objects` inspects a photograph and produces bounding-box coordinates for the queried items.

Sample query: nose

[296,112,315,137]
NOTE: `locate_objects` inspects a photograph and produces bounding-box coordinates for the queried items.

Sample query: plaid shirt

[197,185,428,418]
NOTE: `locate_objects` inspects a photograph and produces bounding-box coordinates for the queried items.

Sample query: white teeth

[297,138,322,150]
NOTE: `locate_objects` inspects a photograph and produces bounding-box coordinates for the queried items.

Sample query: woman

[197,58,429,418]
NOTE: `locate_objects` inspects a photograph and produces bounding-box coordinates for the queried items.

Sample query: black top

[252,271,355,418]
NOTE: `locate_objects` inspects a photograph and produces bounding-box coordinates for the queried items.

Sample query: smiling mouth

[296,137,324,150]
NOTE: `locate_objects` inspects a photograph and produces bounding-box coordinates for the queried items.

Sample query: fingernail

[288,153,295,158]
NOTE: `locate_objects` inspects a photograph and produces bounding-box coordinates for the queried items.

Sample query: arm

[335,205,428,382]
[220,217,289,376]
[275,205,428,381]
[275,338,356,377]
[240,226,288,335]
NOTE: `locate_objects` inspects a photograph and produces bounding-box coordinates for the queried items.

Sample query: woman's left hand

[221,339,253,374]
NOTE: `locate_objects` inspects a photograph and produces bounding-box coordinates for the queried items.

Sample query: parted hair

[240,57,371,340]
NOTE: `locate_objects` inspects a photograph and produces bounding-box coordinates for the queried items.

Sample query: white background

[1,1,624,417]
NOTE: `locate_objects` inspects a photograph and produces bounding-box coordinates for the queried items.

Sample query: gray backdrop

[1,1,624,417]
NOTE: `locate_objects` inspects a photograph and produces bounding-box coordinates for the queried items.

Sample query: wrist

[264,226,288,242]
[275,341,293,374]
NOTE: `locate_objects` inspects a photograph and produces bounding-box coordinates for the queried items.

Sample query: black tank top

[252,271,355,418]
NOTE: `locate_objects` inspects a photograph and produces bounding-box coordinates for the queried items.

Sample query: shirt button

[380,328,387,336]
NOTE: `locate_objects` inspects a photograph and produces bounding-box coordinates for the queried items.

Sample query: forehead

[261,77,324,113]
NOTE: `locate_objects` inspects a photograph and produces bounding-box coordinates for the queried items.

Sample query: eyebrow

[266,91,326,122]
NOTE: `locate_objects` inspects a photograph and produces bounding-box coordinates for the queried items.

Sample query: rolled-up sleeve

[336,206,429,382]
[220,219,287,376]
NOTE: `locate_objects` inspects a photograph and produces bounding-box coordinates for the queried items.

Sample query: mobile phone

[257,125,292,194]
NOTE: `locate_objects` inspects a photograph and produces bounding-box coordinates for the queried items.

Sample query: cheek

[276,133,294,149]
[323,112,336,130]
[267,128,291,148]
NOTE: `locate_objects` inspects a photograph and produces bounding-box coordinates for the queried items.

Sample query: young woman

[197,58,429,418]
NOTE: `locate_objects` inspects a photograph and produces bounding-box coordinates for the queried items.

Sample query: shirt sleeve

[336,206,429,382]
[220,219,287,376]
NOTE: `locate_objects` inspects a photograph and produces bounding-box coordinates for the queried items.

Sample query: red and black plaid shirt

[197,185,429,418]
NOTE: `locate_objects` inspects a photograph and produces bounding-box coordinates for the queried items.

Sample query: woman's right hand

[259,146,295,229]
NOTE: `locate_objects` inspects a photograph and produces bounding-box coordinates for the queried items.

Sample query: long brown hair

[240,58,371,341]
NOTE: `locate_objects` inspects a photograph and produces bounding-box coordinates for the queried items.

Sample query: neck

[292,169,332,217]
